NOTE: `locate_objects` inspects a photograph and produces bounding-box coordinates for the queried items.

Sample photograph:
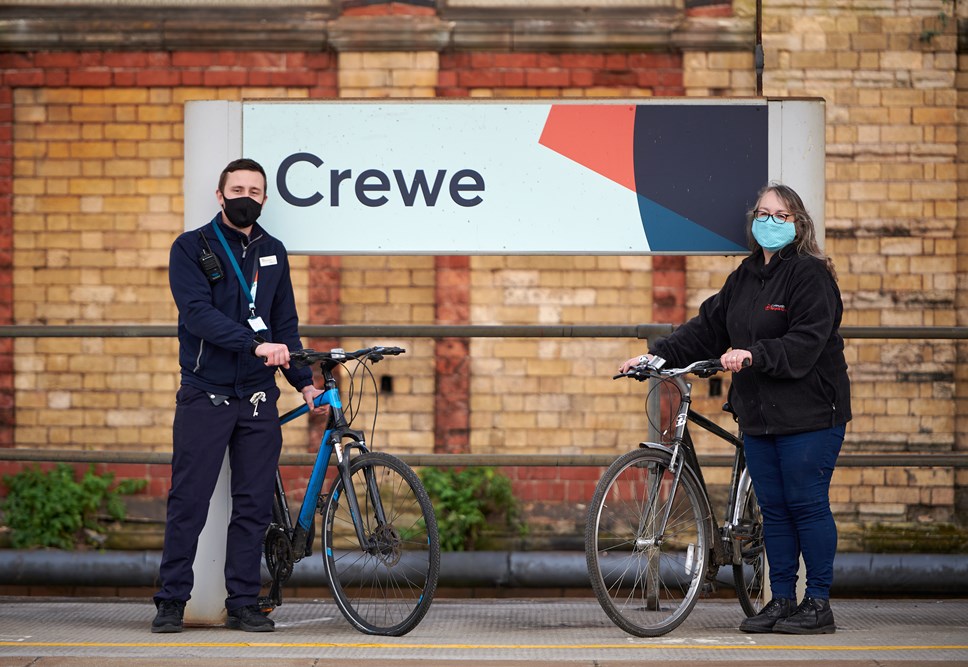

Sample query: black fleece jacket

[650,246,851,436]
[169,213,313,398]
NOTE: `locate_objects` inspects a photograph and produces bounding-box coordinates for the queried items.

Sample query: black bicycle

[585,356,765,636]
[259,345,440,636]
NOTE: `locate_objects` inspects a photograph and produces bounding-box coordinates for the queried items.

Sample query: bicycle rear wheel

[732,482,766,617]
[585,448,712,637]
[322,450,440,636]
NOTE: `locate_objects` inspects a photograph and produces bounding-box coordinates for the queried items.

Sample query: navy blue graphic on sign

[632,105,768,252]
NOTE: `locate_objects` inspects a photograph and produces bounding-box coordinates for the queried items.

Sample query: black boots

[151,599,185,633]
[739,597,797,633]
[773,596,836,634]
[226,604,276,632]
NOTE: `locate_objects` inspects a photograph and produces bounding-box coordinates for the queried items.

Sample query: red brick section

[434,256,470,454]
[305,255,342,451]
[0,51,338,96]
[652,255,687,324]
[0,51,337,461]
[342,2,436,16]
[437,52,685,97]
[686,3,733,18]
[0,62,15,448]
[503,465,602,504]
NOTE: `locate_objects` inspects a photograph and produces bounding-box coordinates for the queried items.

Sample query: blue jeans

[743,425,845,600]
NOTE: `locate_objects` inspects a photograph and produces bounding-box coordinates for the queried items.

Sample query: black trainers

[151,599,185,633]
[226,604,275,632]
[738,597,797,633]
[773,596,836,635]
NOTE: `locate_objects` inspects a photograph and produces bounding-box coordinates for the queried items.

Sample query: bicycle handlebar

[614,356,745,381]
[290,346,406,369]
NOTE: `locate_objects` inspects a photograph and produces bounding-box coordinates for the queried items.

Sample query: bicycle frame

[276,358,383,560]
[587,357,766,636]
[638,372,753,570]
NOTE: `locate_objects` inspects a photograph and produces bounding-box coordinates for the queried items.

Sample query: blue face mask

[751,218,796,252]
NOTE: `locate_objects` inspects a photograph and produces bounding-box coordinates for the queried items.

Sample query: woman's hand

[720,349,752,373]
[619,354,653,374]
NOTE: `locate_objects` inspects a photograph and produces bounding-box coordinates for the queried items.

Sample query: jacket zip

[239,232,263,260]
[194,339,205,373]
[749,276,769,433]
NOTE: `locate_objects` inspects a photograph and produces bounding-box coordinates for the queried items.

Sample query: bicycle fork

[334,438,394,558]
[632,443,690,611]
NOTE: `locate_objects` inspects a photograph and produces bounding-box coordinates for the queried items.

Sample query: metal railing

[1,323,966,468]
[1,324,968,339]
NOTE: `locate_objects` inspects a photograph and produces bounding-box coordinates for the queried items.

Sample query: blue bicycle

[259,345,440,636]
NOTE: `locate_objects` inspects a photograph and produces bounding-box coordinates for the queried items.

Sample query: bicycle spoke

[586,449,709,636]
[323,451,439,636]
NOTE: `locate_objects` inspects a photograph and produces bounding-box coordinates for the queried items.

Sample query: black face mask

[222,195,262,229]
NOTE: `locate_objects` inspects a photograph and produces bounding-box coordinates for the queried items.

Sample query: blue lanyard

[211,221,256,318]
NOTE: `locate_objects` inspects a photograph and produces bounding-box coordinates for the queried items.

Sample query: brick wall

[1,0,965,546]
[0,53,339,498]
[678,1,965,528]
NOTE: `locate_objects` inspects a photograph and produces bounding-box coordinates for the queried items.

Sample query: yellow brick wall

[331,51,441,453]
[6,0,965,529]
[12,86,319,453]
[468,256,653,455]
[680,1,963,524]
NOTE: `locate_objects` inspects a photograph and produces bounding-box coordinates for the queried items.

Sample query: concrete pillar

[184,451,231,625]
[182,100,242,622]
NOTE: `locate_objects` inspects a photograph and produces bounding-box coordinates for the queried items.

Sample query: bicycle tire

[585,447,712,637]
[322,450,440,636]
[732,483,766,617]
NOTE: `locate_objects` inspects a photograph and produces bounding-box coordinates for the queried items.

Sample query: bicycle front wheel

[322,450,440,636]
[732,481,766,617]
[586,448,712,637]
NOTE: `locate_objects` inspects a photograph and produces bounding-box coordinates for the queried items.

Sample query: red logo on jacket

[765,304,786,312]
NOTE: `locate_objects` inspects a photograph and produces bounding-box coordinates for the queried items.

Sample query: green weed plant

[1,463,147,549]
[420,466,524,552]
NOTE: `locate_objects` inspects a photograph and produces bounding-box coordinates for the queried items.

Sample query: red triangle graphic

[538,104,637,192]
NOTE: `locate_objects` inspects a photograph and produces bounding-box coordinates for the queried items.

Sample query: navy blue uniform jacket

[169,213,313,398]
[650,246,851,436]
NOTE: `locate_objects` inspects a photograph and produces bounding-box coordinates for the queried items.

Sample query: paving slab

[0,596,966,665]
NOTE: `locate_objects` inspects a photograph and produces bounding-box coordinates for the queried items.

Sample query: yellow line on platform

[2,641,967,652]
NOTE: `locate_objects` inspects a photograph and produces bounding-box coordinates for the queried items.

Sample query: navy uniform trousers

[154,383,282,611]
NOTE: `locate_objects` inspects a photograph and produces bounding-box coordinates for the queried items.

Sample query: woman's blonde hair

[746,182,837,280]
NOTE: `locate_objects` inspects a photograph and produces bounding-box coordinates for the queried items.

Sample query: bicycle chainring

[264,525,294,582]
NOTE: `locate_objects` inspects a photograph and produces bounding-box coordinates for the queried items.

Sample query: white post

[181,101,243,624]
[184,451,231,625]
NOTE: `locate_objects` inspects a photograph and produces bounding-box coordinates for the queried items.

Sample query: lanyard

[211,221,257,319]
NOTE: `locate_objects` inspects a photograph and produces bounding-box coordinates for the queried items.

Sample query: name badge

[248,316,267,332]
[260,255,277,267]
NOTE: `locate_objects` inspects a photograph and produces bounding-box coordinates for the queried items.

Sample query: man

[153,158,324,633]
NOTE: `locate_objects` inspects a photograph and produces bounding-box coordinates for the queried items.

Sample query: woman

[621,183,851,635]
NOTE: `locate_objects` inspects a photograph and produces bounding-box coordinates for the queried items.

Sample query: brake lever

[613,367,651,381]
[289,349,314,368]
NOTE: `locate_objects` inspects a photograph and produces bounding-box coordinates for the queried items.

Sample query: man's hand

[301,385,329,417]
[255,341,291,368]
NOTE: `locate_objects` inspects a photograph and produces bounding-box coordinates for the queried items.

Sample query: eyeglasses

[753,210,795,224]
